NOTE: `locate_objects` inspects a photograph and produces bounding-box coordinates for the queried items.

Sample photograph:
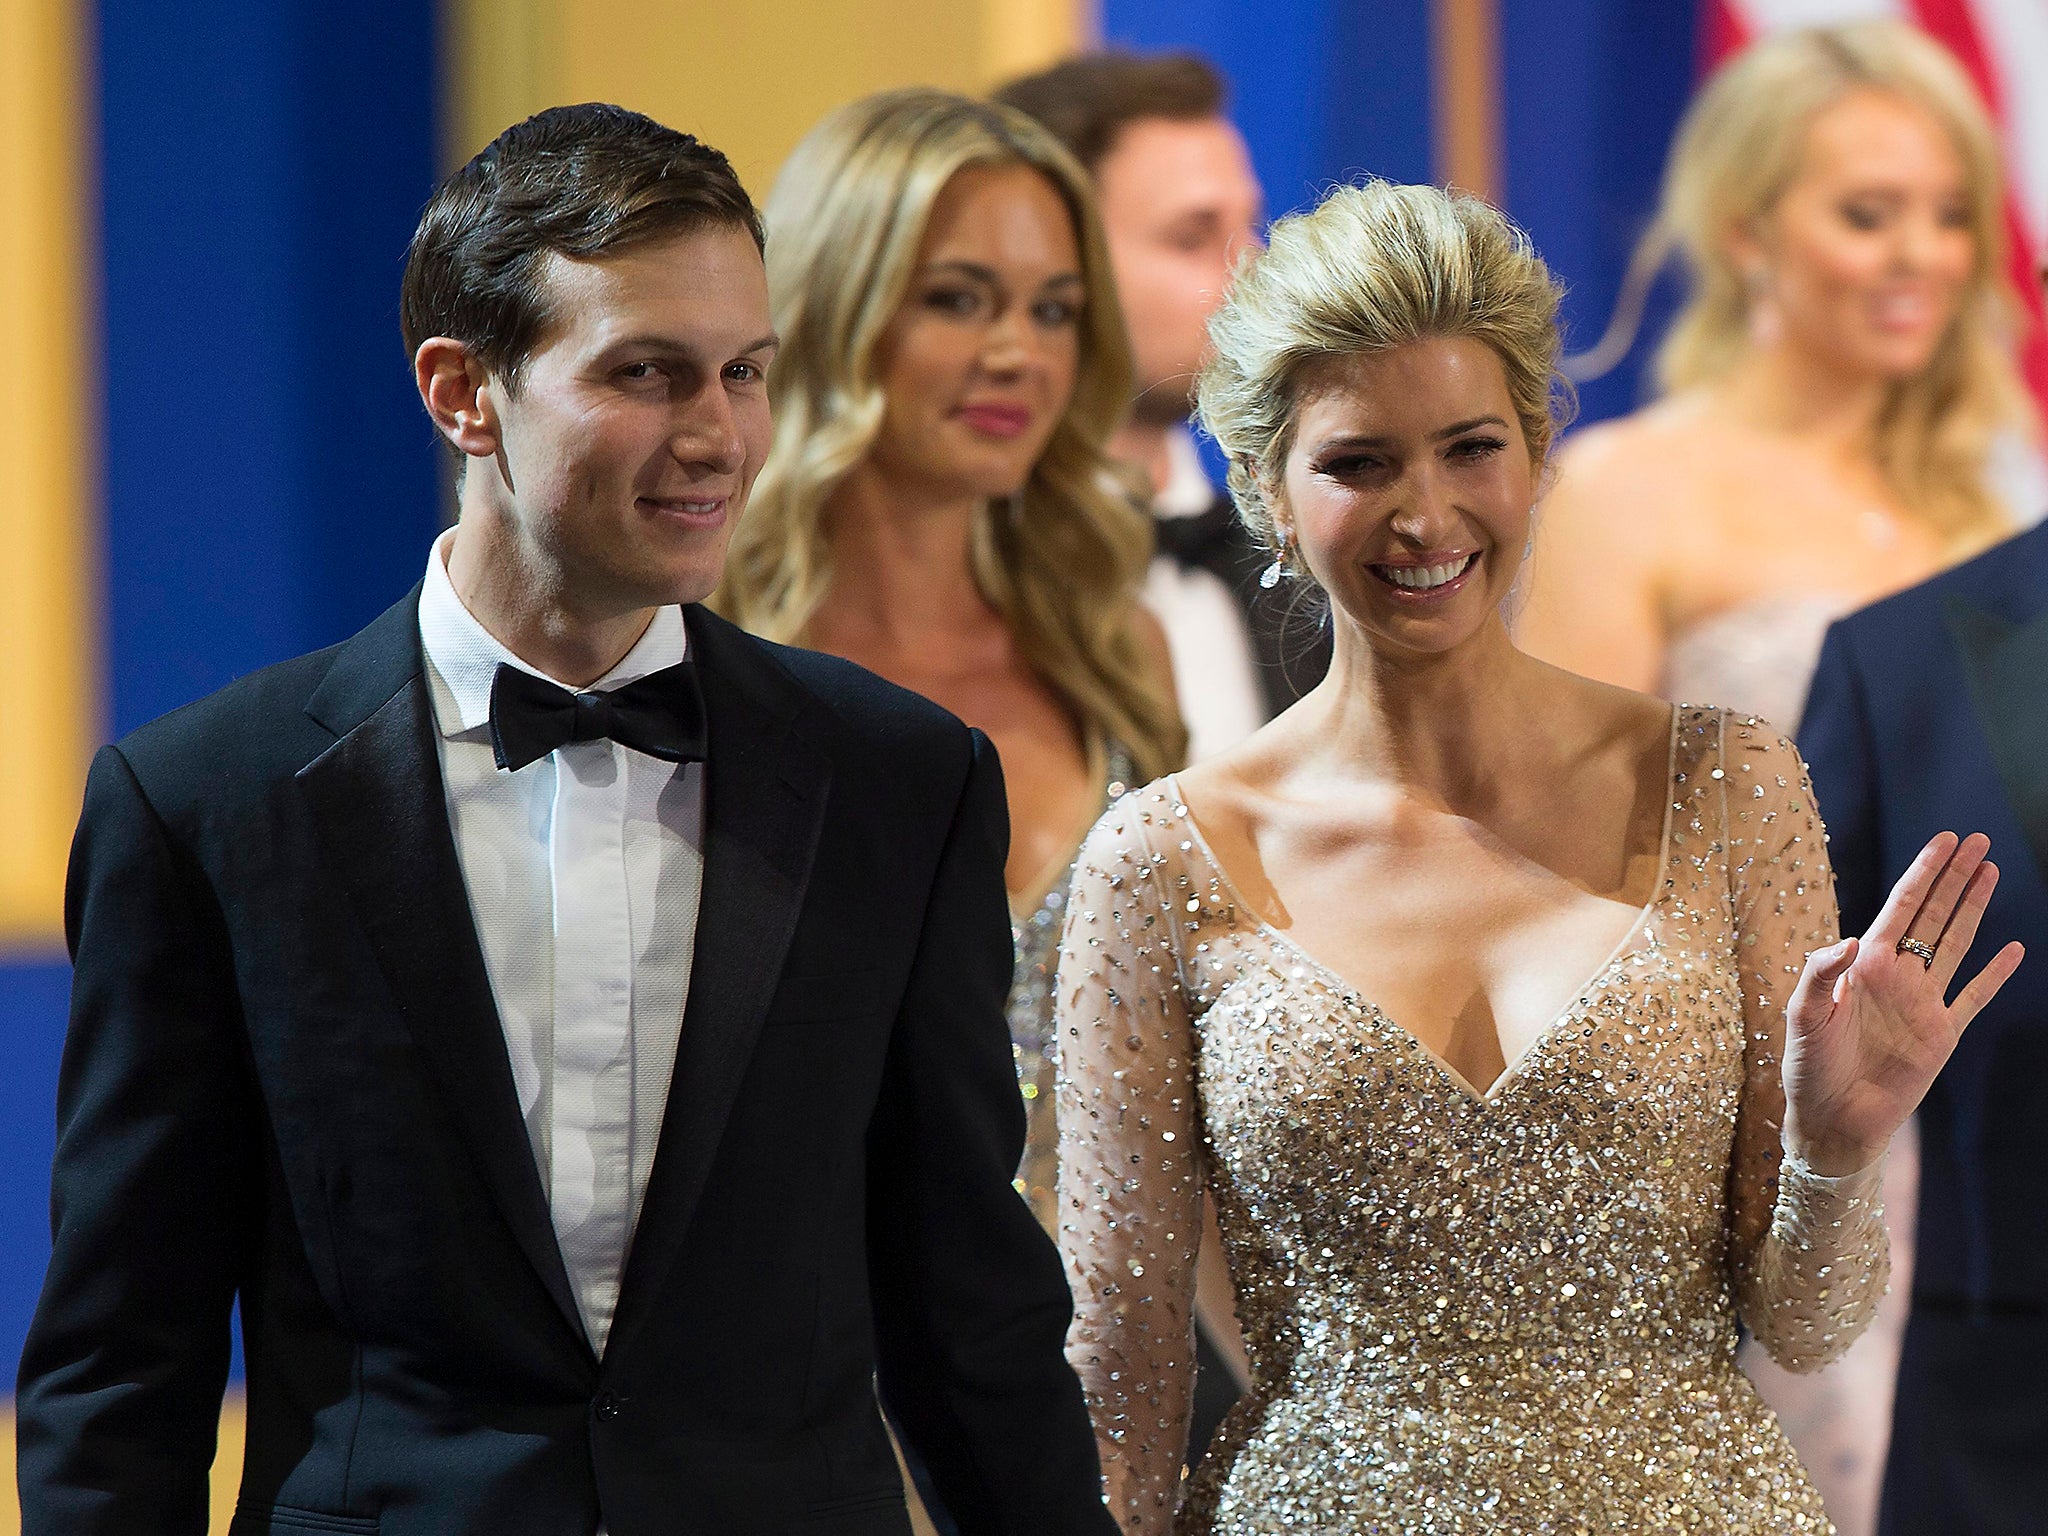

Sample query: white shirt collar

[1154,424,1220,519]
[418,526,690,737]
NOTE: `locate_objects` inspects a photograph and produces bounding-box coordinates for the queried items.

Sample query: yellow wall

[0,0,94,951]
[448,0,1095,194]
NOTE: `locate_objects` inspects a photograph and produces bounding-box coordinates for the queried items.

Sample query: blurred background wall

[3,0,2043,1523]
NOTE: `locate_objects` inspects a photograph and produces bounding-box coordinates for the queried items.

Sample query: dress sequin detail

[1055,707,1888,1533]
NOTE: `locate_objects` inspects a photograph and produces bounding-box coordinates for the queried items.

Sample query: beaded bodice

[1056,708,1888,1534]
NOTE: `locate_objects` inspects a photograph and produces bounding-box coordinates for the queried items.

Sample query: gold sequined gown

[1056,708,1889,1534]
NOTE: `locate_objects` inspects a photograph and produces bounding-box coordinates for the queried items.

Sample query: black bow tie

[488,660,708,773]
[1152,501,1238,569]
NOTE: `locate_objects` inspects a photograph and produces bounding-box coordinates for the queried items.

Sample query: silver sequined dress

[1055,708,1888,1534]
[1010,738,1137,1231]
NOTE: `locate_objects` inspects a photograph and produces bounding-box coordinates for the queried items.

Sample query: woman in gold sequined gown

[1054,180,2024,1535]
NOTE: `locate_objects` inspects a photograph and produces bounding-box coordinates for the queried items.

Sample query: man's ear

[415,337,503,458]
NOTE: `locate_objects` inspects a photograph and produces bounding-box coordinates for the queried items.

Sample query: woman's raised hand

[1780,831,2025,1176]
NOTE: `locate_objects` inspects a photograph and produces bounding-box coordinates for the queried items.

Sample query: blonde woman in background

[1056,176,2020,1533]
[718,88,1182,1530]
[1515,24,2038,1533]
[720,89,1181,1235]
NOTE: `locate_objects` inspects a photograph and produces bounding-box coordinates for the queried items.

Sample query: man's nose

[672,386,745,473]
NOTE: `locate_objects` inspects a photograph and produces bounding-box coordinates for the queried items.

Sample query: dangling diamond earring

[1260,531,1292,589]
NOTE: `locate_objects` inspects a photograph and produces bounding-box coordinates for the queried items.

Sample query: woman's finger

[1949,940,2026,1032]
[1930,860,1999,991]
[1785,936,1857,1041]
[1902,832,1989,951]
[1867,832,1961,949]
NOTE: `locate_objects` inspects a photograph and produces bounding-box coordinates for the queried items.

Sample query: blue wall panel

[98,0,444,737]
[1500,0,1699,427]
[1101,0,1433,219]
[2,0,443,1398]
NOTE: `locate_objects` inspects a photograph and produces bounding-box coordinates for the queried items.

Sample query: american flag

[1704,0,2048,418]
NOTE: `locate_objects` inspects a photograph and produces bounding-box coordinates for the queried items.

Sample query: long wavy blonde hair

[1647,21,2034,547]
[715,89,1185,781]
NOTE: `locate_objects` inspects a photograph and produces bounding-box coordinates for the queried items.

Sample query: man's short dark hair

[993,52,1227,177]
[400,103,762,386]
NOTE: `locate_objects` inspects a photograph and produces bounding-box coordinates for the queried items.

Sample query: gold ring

[1896,937,1937,969]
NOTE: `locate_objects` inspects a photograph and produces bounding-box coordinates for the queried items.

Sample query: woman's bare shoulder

[1529,655,1680,753]
[1556,396,1725,487]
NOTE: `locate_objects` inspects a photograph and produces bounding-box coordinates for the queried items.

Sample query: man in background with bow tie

[16,103,1114,1536]
[998,52,1330,764]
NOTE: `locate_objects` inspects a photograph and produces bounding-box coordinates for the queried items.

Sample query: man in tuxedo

[997,53,1330,763]
[16,104,1115,1536]
[1801,520,2048,1535]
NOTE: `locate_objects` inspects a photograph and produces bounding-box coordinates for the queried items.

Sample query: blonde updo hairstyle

[1198,180,1571,570]
[1654,20,2031,547]
[716,88,1185,781]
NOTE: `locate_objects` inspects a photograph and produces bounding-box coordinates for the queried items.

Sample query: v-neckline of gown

[1167,704,1681,1107]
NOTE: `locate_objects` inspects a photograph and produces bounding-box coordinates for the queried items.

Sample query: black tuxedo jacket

[16,590,1117,1536]
[1152,491,1331,718]
[1801,522,2048,1535]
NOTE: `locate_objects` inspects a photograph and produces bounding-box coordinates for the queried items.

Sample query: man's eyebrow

[602,331,780,356]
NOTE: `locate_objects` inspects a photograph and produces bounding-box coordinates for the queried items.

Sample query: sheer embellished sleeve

[1720,715,1890,1373]
[1055,791,1203,1535]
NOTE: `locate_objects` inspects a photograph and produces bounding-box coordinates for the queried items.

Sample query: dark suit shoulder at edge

[110,640,353,786]
[1835,520,2048,640]
[725,625,977,770]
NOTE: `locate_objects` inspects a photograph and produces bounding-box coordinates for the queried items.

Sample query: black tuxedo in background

[1802,522,2048,1535]
[16,590,1117,1536]
[1151,492,1332,716]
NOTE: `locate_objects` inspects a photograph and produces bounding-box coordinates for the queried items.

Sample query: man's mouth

[639,494,728,521]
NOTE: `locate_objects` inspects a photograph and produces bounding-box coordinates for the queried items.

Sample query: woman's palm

[1781,832,2023,1174]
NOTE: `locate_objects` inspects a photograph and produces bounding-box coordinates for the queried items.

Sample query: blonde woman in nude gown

[1055,179,2023,1534]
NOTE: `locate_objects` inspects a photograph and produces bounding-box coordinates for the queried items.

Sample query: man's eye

[619,362,659,380]
[724,361,763,384]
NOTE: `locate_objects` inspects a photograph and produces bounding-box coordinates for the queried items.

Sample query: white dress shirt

[418,529,704,1356]
[1142,425,1268,763]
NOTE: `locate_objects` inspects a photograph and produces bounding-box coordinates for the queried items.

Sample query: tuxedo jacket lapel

[1947,595,2048,888]
[608,609,832,1362]
[296,588,588,1350]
